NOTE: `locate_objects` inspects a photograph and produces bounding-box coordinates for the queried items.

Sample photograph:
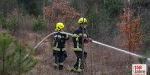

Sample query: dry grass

[16,32,140,75]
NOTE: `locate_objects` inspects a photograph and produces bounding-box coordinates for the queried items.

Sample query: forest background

[0,0,150,75]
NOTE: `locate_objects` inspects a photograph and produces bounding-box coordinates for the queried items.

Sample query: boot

[71,68,77,72]
[77,68,82,73]
[53,63,58,69]
[54,66,58,69]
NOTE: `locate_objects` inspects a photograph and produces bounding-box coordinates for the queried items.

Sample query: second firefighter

[53,22,69,70]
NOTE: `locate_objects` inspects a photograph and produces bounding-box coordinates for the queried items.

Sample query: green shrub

[0,12,20,33]
[8,15,20,32]
[0,32,38,75]
[138,57,147,64]
[0,13,8,29]
[32,16,46,31]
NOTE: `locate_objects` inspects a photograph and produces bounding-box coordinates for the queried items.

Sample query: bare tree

[119,8,143,52]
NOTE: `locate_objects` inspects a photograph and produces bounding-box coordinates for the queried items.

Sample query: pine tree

[0,32,38,75]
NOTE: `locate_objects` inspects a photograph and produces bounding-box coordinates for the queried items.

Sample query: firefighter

[53,22,69,70]
[71,17,92,73]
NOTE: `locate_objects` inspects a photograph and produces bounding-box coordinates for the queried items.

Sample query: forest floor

[16,31,142,75]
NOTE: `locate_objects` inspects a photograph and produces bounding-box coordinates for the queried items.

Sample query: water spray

[22,32,150,63]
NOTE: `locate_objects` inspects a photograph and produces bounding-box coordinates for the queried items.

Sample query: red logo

[132,64,147,75]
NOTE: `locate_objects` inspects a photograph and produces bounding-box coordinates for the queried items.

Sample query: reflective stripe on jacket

[53,32,69,51]
[72,26,87,51]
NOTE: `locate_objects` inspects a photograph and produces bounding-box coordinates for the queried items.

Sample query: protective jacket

[53,32,69,51]
[72,26,87,51]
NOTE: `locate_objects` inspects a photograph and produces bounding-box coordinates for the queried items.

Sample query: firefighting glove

[84,34,89,44]
[84,38,89,44]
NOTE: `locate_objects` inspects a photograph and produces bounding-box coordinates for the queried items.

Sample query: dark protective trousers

[73,51,87,71]
[53,49,67,70]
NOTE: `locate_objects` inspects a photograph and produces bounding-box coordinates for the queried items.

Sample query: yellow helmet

[55,22,64,31]
[78,17,87,24]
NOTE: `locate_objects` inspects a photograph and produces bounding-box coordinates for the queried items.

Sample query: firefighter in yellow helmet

[71,17,92,73]
[53,22,69,70]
